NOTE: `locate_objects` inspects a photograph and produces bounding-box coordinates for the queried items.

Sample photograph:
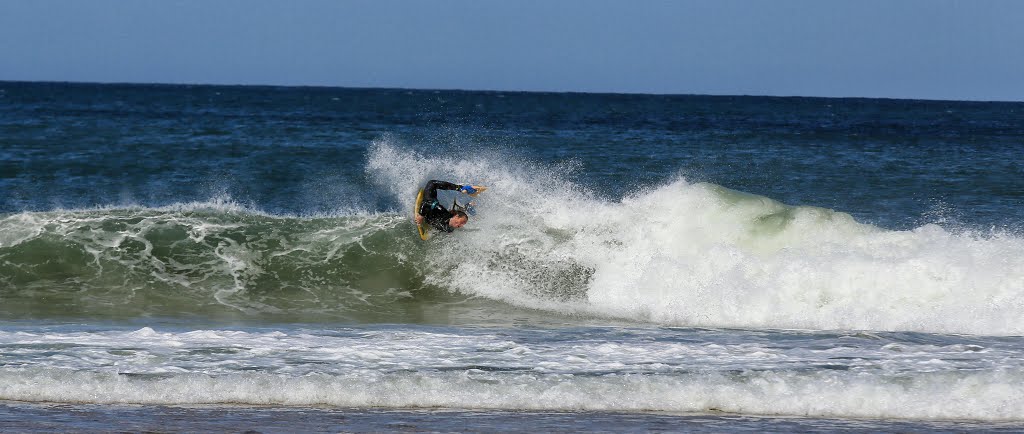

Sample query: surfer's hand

[414,214,423,225]
[467,186,487,197]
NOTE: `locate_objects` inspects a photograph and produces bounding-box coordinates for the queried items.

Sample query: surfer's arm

[423,180,462,202]
[425,180,462,191]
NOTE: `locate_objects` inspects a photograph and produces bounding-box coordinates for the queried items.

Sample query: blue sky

[1,0,1022,101]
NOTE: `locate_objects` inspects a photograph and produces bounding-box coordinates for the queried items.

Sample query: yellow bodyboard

[414,188,430,240]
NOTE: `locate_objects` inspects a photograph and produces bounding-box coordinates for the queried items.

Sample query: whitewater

[1,326,1023,420]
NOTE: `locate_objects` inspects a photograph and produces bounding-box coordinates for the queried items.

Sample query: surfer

[415,180,486,233]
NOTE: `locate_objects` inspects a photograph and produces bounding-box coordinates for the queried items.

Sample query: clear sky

[1,0,1022,101]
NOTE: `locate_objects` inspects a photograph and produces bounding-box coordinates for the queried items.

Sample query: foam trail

[1,368,1021,421]
[367,139,1024,335]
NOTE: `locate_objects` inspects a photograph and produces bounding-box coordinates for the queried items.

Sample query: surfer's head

[449,211,469,229]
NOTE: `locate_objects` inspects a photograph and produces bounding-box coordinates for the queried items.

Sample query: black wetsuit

[418,180,463,233]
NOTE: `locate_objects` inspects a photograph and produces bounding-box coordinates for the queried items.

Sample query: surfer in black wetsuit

[415,180,486,233]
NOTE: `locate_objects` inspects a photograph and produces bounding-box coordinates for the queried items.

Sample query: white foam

[0,213,45,248]
[3,328,1015,375]
[1,364,1022,420]
[368,140,1024,336]
[1,327,1022,420]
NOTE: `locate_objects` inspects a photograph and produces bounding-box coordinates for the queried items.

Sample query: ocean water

[1,81,1023,432]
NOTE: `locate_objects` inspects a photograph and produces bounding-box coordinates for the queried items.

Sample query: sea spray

[368,140,1024,335]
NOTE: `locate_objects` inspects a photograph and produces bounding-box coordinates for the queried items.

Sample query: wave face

[0,201,451,322]
[4,140,1021,335]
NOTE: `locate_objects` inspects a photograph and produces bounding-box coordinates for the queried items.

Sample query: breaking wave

[2,140,1022,335]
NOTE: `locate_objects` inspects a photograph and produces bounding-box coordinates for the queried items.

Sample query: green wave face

[0,208,469,322]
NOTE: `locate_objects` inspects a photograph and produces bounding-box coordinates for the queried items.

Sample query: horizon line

[2,79,1021,105]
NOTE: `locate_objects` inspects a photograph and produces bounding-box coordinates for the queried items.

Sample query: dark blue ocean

[1,81,1023,432]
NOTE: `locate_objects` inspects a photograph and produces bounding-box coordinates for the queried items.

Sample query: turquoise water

[1,81,1023,431]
